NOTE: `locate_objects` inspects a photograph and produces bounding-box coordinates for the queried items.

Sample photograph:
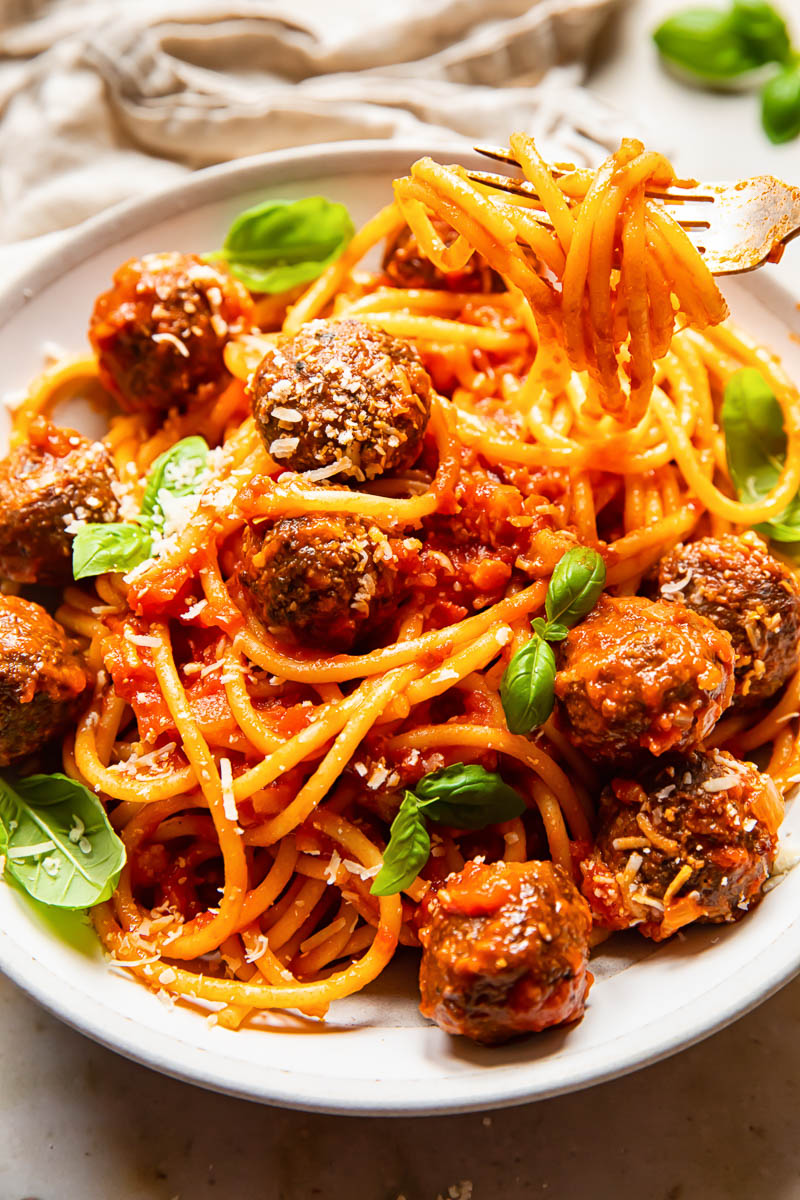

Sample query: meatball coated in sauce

[240,512,401,651]
[554,594,734,764]
[382,219,503,293]
[655,533,800,708]
[250,319,432,482]
[0,418,119,586]
[0,596,90,766]
[89,252,253,413]
[417,859,592,1044]
[580,749,780,941]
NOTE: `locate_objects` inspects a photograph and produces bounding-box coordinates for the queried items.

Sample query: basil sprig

[71,435,210,580]
[204,196,354,295]
[500,546,606,736]
[721,367,800,542]
[653,1,799,143]
[0,773,125,909]
[761,63,800,143]
[370,764,526,897]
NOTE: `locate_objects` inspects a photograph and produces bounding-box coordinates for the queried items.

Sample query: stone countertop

[3,1,800,1197]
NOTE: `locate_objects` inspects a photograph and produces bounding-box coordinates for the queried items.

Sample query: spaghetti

[6,134,800,1036]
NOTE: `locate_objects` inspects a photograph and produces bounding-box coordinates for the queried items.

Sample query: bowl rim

[1,137,799,1116]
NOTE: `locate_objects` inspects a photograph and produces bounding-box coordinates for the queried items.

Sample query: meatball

[240,512,401,651]
[250,319,432,482]
[554,594,734,764]
[655,533,800,707]
[0,596,90,766]
[383,219,503,292]
[89,252,253,413]
[0,418,120,586]
[417,859,592,1044]
[580,749,780,941]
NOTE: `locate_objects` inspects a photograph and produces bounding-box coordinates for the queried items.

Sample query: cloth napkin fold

[0,0,628,250]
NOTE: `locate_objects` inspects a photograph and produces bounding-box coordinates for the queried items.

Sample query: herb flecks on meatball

[383,219,503,293]
[554,594,734,764]
[250,319,432,482]
[580,749,780,941]
[240,512,402,651]
[89,251,253,413]
[656,533,800,708]
[0,596,90,766]
[417,859,592,1044]
[0,418,120,586]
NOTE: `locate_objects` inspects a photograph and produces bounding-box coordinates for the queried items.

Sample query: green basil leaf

[543,621,569,642]
[500,634,557,735]
[415,764,526,829]
[722,367,786,498]
[721,367,800,540]
[761,65,800,142]
[731,1,792,64]
[653,8,766,77]
[0,773,126,909]
[72,522,152,580]
[370,791,430,896]
[206,197,355,295]
[545,546,607,627]
[140,435,210,531]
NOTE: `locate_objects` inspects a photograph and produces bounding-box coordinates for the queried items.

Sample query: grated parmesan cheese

[219,757,240,827]
[324,848,342,885]
[152,331,190,357]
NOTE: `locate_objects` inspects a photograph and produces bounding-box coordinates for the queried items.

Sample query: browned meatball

[250,319,432,482]
[554,594,734,764]
[89,252,253,413]
[0,418,120,586]
[655,533,800,708]
[580,749,780,941]
[240,512,401,651]
[0,596,90,766]
[383,219,503,292]
[416,859,592,1044]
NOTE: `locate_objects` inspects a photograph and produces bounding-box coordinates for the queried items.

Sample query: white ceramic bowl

[1,141,800,1116]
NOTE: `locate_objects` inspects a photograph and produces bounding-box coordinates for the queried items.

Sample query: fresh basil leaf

[0,773,125,909]
[370,791,430,897]
[415,764,526,829]
[545,547,606,627]
[731,1,792,65]
[72,522,152,580]
[140,435,210,531]
[761,65,800,142]
[653,8,767,77]
[721,367,800,540]
[543,621,569,642]
[500,634,557,735]
[722,367,786,498]
[206,197,355,295]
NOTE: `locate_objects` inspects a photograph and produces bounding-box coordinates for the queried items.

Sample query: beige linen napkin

[0,0,628,251]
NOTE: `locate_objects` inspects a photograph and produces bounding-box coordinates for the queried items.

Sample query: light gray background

[3,1,800,1196]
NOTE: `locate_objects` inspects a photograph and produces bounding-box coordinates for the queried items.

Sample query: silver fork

[467,144,800,276]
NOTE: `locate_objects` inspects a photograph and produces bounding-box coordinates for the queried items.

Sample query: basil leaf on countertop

[653,7,768,77]
[0,773,125,909]
[72,522,152,581]
[204,197,355,295]
[370,791,430,897]
[721,367,800,540]
[731,0,792,65]
[545,546,607,628]
[761,64,800,143]
[500,634,557,736]
[415,764,526,829]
